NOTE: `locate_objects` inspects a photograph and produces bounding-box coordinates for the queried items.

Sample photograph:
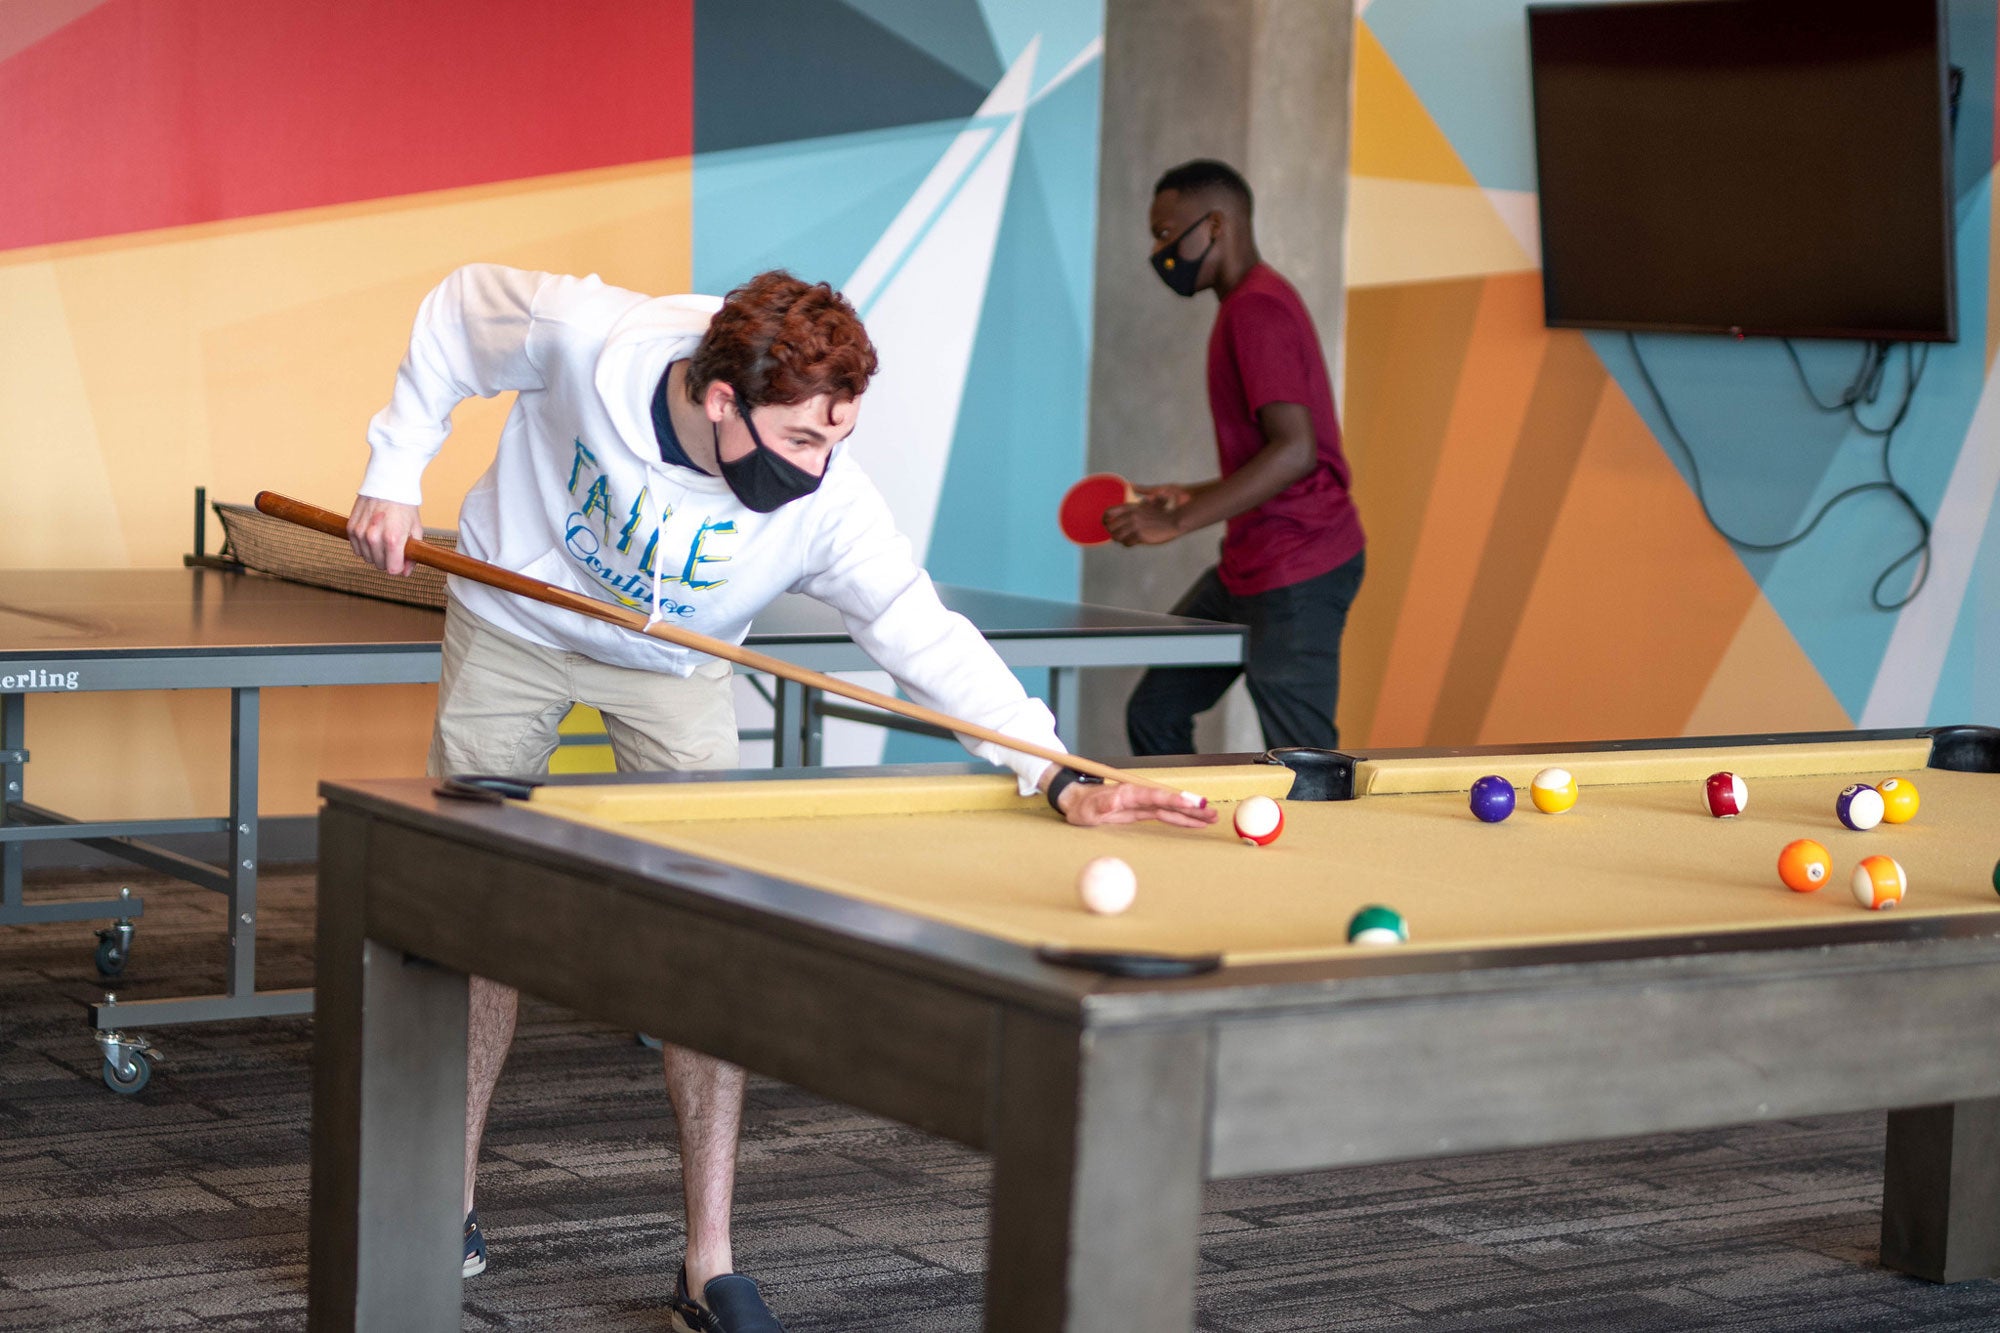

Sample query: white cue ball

[1076,856,1138,915]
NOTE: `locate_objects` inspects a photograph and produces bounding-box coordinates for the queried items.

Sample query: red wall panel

[0,0,693,251]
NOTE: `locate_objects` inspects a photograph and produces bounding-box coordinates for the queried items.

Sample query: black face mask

[1150,214,1214,297]
[716,390,824,513]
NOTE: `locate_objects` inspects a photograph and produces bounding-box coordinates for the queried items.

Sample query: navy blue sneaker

[668,1266,785,1332]
[462,1210,487,1279]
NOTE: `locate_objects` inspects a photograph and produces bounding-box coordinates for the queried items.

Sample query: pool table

[309,727,2000,1332]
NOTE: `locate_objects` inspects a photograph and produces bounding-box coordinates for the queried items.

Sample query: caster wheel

[94,939,128,978]
[102,1050,151,1095]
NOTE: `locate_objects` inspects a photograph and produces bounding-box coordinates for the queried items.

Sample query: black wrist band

[1046,766,1104,813]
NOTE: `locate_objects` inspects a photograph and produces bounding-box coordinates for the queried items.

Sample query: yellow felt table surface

[528,752,2000,965]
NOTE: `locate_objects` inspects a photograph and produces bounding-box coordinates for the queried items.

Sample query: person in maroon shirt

[1109,159,1366,753]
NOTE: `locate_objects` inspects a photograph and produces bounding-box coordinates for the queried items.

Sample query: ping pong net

[208,498,456,611]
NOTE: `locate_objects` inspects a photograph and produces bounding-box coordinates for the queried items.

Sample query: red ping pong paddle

[1059,473,1138,545]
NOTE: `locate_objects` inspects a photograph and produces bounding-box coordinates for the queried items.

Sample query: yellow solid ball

[1530,766,1578,815]
[1877,776,1920,824]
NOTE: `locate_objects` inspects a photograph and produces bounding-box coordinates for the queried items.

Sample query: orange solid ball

[1777,839,1832,893]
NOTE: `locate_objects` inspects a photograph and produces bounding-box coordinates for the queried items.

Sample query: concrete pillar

[1081,0,1357,759]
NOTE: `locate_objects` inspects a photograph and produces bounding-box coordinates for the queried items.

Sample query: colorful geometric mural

[1345,0,2000,748]
[0,0,1102,809]
[692,1,1104,765]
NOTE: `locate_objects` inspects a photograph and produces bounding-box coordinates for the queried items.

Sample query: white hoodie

[361,264,1059,792]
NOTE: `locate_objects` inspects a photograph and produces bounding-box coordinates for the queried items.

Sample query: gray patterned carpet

[5,868,2000,1331]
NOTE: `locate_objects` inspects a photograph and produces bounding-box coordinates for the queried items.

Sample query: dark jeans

[1126,550,1365,755]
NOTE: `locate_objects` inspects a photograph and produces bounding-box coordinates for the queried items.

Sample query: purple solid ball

[1470,775,1516,823]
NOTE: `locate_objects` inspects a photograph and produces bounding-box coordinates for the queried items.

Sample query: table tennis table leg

[227,687,259,998]
[1048,668,1080,750]
[3,692,23,914]
[803,688,824,767]
[82,681,307,1052]
[772,680,807,768]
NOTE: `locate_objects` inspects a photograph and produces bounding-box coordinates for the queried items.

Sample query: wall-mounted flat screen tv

[1527,0,1956,342]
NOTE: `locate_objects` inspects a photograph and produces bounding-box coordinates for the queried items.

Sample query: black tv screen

[1527,0,1956,342]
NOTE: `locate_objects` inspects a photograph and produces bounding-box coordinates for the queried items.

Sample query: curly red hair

[687,270,878,420]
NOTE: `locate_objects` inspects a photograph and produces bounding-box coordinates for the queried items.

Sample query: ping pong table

[0,565,1244,1092]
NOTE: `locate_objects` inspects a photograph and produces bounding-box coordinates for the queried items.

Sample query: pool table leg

[1882,1098,2000,1283]
[985,1012,1211,1332]
[308,809,469,1331]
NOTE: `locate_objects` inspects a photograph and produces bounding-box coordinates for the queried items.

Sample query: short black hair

[1152,159,1253,215]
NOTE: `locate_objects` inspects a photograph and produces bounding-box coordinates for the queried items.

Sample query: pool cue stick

[256,492,1193,798]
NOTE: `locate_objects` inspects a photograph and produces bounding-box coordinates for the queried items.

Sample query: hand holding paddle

[1058,473,1137,545]
[1104,493,1185,546]
[1059,474,1191,547]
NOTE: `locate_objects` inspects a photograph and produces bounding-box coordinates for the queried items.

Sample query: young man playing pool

[1109,159,1366,755]
[349,264,1213,1332]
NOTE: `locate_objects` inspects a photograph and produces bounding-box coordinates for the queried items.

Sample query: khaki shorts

[428,596,739,780]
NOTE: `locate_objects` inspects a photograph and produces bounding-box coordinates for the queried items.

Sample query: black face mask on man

[1150,214,1214,298]
[715,388,824,513]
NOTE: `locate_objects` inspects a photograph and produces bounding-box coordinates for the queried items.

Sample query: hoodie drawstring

[645,505,666,629]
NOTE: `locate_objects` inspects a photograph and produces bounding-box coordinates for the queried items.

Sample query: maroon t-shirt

[1206,263,1364,596]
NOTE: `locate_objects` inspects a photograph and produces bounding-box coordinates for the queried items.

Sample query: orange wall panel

[1478,382,1761,744]
[1424,331,1607,744]
[1368,272,1546,745]
[1339,276,1488,748]
[5,160,692,817]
